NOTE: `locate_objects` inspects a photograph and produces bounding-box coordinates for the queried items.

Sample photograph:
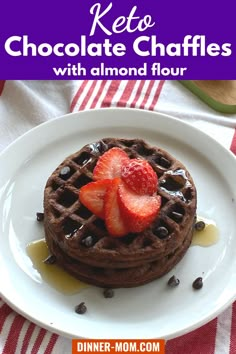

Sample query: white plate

[0,108,236,340]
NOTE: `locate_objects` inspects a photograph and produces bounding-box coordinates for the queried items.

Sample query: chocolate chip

[192,277,203,290]
[59,166,71,179]
[167,275,180,288]
[171,211,183,222]
[99,141,108,153]
[132,143,142,151]
[194,221,205,231]
[103,288,114,298]
[75,302,87,314]
[81,235,94,247]
[156,226,169,239]
[36,212,44,222]
[43,255,56,264]
[160,156,171,168]
[93,141,107,154]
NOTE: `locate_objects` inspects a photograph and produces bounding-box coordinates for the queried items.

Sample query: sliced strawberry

[79,179,112,219]
[104,178,129,237]
[93,147,130,181]
[118,182,161,233]
[121,158,158,195]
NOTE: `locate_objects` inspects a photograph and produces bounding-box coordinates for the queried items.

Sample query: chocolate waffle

[43,138,197,288]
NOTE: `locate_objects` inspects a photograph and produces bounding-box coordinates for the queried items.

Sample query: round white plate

[0,108,236,340]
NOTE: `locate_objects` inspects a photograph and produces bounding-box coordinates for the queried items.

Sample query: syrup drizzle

[27,216,218,294]
[26,239,88,294]
[192,216,219,247]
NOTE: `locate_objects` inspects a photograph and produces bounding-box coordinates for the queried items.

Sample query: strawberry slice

[121,158,158,195]
[93,147,130,180]
[104,178,129,237]
[79,179,112,219]
[118,182,161,233]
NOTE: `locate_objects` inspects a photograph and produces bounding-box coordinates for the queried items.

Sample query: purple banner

[0,0,235,79]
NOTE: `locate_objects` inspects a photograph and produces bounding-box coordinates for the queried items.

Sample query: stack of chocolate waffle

[44,138,197,288]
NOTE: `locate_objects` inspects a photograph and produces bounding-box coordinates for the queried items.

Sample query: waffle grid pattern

[44,138,197,286]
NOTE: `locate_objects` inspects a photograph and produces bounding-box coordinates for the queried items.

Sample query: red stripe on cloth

[44,333,58,354]
[0,80,5,96]
[79,80,97,111]
[129,81,145,108]
[229,302,236,354]
[139,80,155,109]
[31,328,46,354]
[70,80,89,112]
[2,315,26,354]
[0,304,14,333]
[100,80,121,107]
[20,322,36,354]
[116,81,137,107]
[90,80,107,108]
[149,80,165,111]
[166,318,217,354]
[230,129,236,155]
